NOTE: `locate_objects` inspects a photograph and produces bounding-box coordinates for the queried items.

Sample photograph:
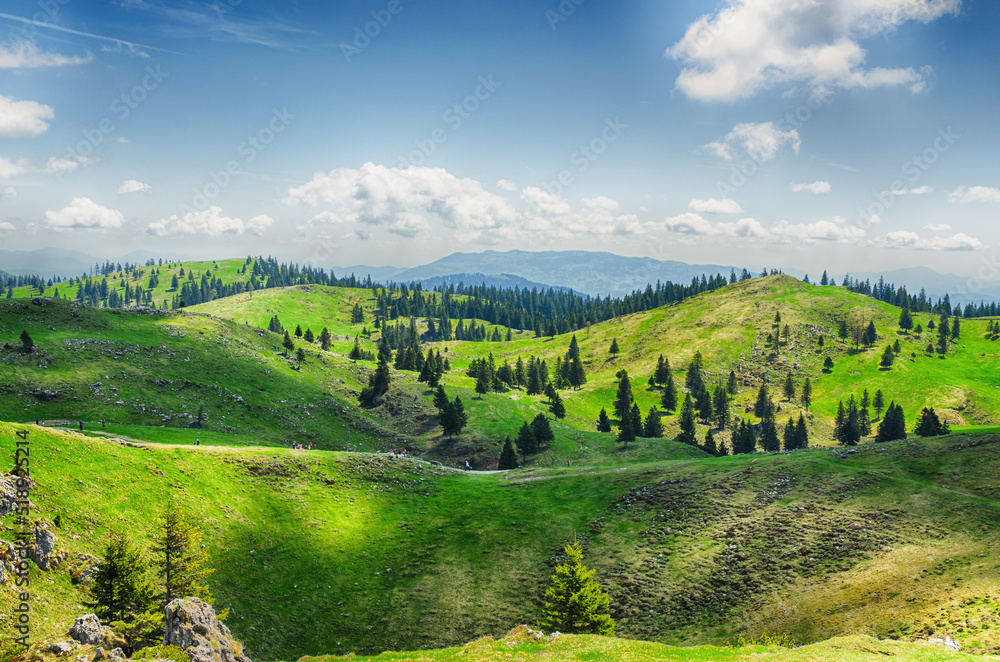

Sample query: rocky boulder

[28,526,62,570]
[163,598,250,662]
[68,614,113,646]
[0,474,34,517]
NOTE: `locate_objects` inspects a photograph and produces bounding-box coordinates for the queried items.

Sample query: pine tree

[613,371,634,420]
[864,321,877,347]
[617,410,635,446]
[359,344,391,408]
[678,394,697,445]
[661,375,678,412]
[550,392,566,419]
[753,383,771,419]
[282,331,294,356]
[654,355,669,385]
[89,535,155,623]
[19,330,33,353]
[760,419,780,452]
[596,408,612,433]
[783,372,795,402]
[727,370,738,396]
[873,390,885,419]
[801,377,812,411]
[703,428,717,455]
[951,317,961,339]
[516,422,537,460]
[475,370,490,396]
[838,319,849,339]
[498,437,518,469]
[433,385,449,411]
[898,308,913,331]
[880,345,895,368]
[642,406,663,438]
[151,500,213,604]
[539,537,614,636]
[823,356,834,371]
[630,403,642,437]
[696,387,713,422]
[531,413,555,445]
[914,407,950,437]
[712,384,730,430]
[295,347,306,365]
[876,402,906,442]
[319,328,332,351]
[304,328,315,343]
[609,338,619,359]
[294,324,303,338]
[782,417,796,451]
[795,413,808,449]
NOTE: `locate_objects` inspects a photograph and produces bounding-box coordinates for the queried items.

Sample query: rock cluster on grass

[164,597,251,662]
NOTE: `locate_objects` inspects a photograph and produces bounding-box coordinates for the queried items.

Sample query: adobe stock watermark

[340,0,413,63]
[525,117,627,214]
[181,108,294,214]
[853,126,959,231]
[12,428,32,648]
[58,65,169,180]
[398,75,502,167]
[952,254,1000,301]
[546,0,586,30]
[5,0,71,47]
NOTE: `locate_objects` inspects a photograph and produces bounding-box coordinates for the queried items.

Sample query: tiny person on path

[465,460,470,471]
[195,438,200,446]
[79,421,83,431]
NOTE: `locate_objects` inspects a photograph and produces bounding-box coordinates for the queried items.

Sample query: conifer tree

[696,387,713,422]
[782,417,796,451]
[617,410,635,446]
[678,394,697,445]
[282,331,294,356]
[152,500,213,604]
[727,370,738,396]
[498,437,518,470]
[613,371,634,420]
[703,428,717,455]
[433,384,449,411]
[89,535,155,623]
[712,384,730,430]
[753,383,771,419]
[516,421,537,460]
[654,355,668,385]
[359,343,391,408]
[873,390,885,418]
[876,402,906,442]
[951,317,961,339]
[304,328,315,343]
[532,413,555,445]
[661,374,678,412]
[642,406,663,438]
[823,356,834,371]
[19,330,33,353]
[914,407,950,437]
[783,372,795,402]
[760,418,780,452]
[596,408,612,433]
[319,327,332,351]
[539,537,614,636]
[609,338,619,359]
[795,413,808,449]
[801,377,812,411]
[550,392,566,419]
[898,308,913,331]
[880,345,895,368]
[295,324,303,338]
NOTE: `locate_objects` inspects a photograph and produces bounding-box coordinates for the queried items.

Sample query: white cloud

[116,137,131,145]
[286,162,520,238]
[496,179,517,191]
[43,155,97,174]
[147,207,272,237]
[0,41,92,69]
[521,189,654,241]
[882,231,983,251]
[667,0,958,101]
[0,95,55,138]
[0,221,14,231]
[923,223,951,231]
[904,185,933,195]
[0,157,28,178]
[1,186,15,199]
[118,179,152,195]
[790,181,831,194]
[707,122,800,163]
[688,197,743,214]
[45,198,125,231]
[948,186,1000,204]
[665,213,864,244]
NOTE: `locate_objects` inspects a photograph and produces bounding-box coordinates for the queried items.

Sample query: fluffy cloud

[667,0,957,101]
[286,163,520,239]
[0,156,28,178]
[706,122,800,163]
[923,223,951,231]
[45,198,125,231]
[521,190,654,241]
[901,185,933,195]
[496,179,517,191]
[665,213,863,244]
[147,207,272,237]
[948,186,1000,204]
[688,197,743,214]
[882,231,983,251]
[791,181,831,194]
[0,221,14,231]
[118,179,152,195]
[43,155,97,174]
[1,186,15,199]
[0,95,55,138]
[0,41,92,69]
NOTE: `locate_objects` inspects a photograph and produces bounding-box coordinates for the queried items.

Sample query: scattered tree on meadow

[539,537,615,636]
[613,371,634,421]
[727,370,738,396]
[359,337,392,407]
[823,356,834,371]
[678,394,697,445]
[282,331,294,356]
[596,408,612,433]
[151,500,213,605]
[531,413,555,446]
[20,330,33,353]
[642,406,663,438]
[801,377,812,411]
[783,372,795,402]
[898,308,913,331]
[440,396,468,439]
[550,392,566,419]
[303,328,315,343]
[319,327,332,351]
[661,372,678,412]
[880,345,895,368]
[876,402,907,442]
[294,325,303,338]
[873,390,885,419]
[712,384,730,430]
[609,338,620,359]
[703,428,717,455]
[617,410,636,446]
[89,535,155,624]
[498,437,518,469]
[753,383,771,419]
[914,407,950,437]
[516,422,537,461]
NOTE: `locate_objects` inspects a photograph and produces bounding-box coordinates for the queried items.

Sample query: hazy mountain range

[3,247,996,306]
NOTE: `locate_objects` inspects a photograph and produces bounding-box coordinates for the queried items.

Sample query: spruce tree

[531,413,555,445]
[304,328,315,343]
[873,390,885,418]
[880,345,895,368]
[753,383,771,419]
[151,500,213,604]
[760,419,780,452]
[319,327,332,351]
[782,417,796,451]
[795,413,808,449]
[727,370,738,396]
[550,392,566,419]
[359,343,391,408]
[703,428,717,455]
[678,394,697,445]
[783,372,795,402]
[876,402,906,442]
[516,422,537,460]
[89,535,155,623]
[294,324,303,338]
[282,331,294,355]
[539,537,614,636]
[823,356,834,371]
[914,407,950,437]
[898,308,913,332]
[617,410,635,446]
[642,406,663,438]
[661,375,678,412]
[19,330,33,353]
[613,371,634,420]
[609,338,619,359]
[712,384,730,430]
[498,437,518,469]
[801,377,812,411]
[596,408,612,433]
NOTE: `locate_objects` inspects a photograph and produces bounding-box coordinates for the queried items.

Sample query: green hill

[2,422,999,661]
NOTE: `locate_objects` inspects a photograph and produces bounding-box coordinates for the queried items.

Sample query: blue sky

[0,0,998,280]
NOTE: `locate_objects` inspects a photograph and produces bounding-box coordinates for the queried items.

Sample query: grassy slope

[3,422,1000,661]
[4,276,1000,468]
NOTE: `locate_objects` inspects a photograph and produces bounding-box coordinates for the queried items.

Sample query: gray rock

[28,527,57,570]
[69,614,109,646]
[106,648,127,662]
[163,597,250,662]
[93,647,106,661]
[48,642,74,655]
[0,474,34,517]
